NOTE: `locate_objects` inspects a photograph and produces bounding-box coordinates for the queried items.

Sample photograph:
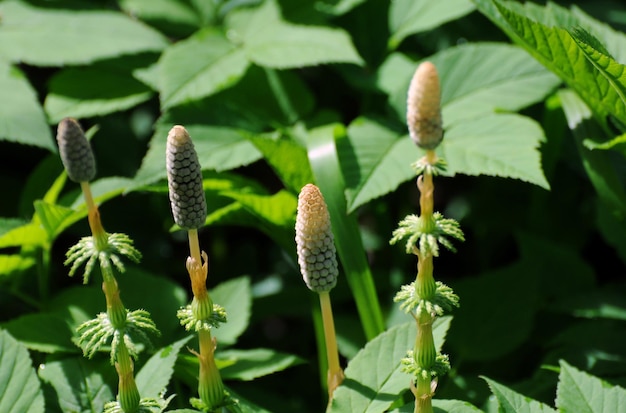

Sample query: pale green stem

[319,291,344,402]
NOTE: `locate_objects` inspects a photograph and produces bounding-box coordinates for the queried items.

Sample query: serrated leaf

[210,276,252,346]
[226,0,363,68]
[484,377,556,413]
[0,0,168,65]
[0,330,45,413]
[131,123,261,191]
[392,399,484,412]
[219,348,304,381]
[45,66,154,123]
[38,356,115,413]
[136,336,192,399]
[557,360,626,412]
[378,43,561,127]
[159,28,250,109]
[328,317,451,413]
[0,62,54,151]
[473,0,626,130]
[1,313,76,353]
[388,0,476,49]
[442,113,549,188]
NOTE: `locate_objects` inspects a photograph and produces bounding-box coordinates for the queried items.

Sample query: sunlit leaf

[136,336,193,399]
[158,28,250,109]
[0,330,45,413]
[219,348,304,380]
[328,317,451,412]
[211,276,252,346]
[0,62,53,151]
[388,0,476,49]
[225,0,363,68]
[484,376,556,413]
[557,360,626,412]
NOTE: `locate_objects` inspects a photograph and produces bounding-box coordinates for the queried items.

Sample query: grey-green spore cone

[296,184,338,292]
[56,118,96,182]
[166,125,207,230]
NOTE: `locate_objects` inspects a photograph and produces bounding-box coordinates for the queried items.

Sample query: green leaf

[339,117,411,212]
[0,0,168,65]
[306,124,385,340]
[0,254,35,277]
[45,66,154,123]
[0,221,48,249]
[328,317,452,413]
[388,0,476,50]
[378,43,561,127]
[136,336,193,399]
[158,28,250,109]
[442,113,549,188]
[219,348,304,380]
[33,201,75,241]
[131,123,261,191]
[0,329,45,413]
[447,262,538,361]
[483,376,556,413]
[556,360,626,412]
[211,276,252,346]
[68,177,134,210]
[392,399,484,412]
[0,62,54,151]
[559,89,626,217]
[473,0,626,130]
[118,0,201,37]
[38,356,115,413]
[249,135,314,194]
[1,313,76,353]
[225,0,363,68]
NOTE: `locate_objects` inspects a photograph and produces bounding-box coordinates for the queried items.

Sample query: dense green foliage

[2,0,626,412]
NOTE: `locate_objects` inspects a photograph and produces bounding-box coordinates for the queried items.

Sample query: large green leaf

[219,348,304,380]
[328,317,451,413]
[118,0,201,36]
[0,221,47,249]
[0,254,35,277]
[388,0,476,49]
[392,399,484,412]
[484,377,556,413]
[1,313,76,353]
[338,114,548,212]
[472,0,626,130]
[158,28,250,109]
[136,336,192,399]
[211,276,252,346]
[45,66,154,123]
[0,329,45,413]
[38,356,115,413]
[225,0,363,68]
[0,62,53,151]
[0,0,168,66]
[131,123,261,191]
[556,360,626,412]
[378,43,561,127]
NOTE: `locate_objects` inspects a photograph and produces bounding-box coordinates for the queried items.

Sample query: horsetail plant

[295,183,344,403]
[57,118,162,413]
[166,125,230,411]
[390,62,463,413]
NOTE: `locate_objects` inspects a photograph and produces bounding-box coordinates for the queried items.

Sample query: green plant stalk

[319,291,344,401]
[116,339,140,413]
[187,229,225,410]
[413,150,436,413]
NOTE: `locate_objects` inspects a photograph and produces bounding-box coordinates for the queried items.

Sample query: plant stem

[116,339,140,413]
[318,291,344,400]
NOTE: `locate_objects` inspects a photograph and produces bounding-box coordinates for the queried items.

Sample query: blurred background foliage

[2,0,626,412]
